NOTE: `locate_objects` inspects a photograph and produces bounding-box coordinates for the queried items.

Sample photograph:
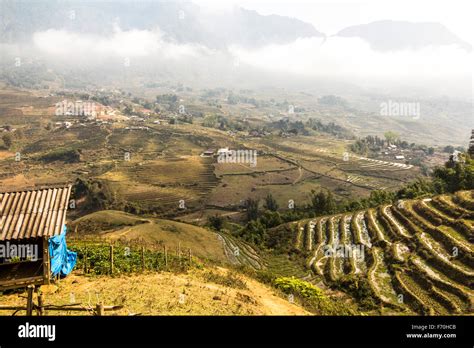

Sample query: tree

[310,190,337,215]
[240,220,265,244]
[208,214,224,231]
[325,191,337,214]
[2,133,13,149]
[245,198,259,221]
[432,155,474,193]
[443,145,455,153]
[264,193,279,211]
[384,131,399,145]
[259,210,282,229]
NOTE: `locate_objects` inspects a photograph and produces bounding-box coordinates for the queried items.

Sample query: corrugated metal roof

[0,185,72,241]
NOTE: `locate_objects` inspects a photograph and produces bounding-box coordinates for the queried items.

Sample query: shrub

[273,276,355,315]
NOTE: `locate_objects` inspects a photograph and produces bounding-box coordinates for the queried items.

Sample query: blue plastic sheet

[48,225,77,277]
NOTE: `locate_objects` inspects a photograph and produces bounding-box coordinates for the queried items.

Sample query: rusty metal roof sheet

[0,184,72,241]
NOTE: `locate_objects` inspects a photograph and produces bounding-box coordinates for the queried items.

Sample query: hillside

[0,267,310,315]
[70,210,228,263]
[336,20,472,52]
[269,190,474,315]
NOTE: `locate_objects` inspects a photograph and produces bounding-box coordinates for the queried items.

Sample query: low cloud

[32,26,214,62]
[14,25,473,98]
[229,36,472,79]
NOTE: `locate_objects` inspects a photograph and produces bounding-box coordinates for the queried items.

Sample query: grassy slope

[0,268,310,316]
[70,210,227,263]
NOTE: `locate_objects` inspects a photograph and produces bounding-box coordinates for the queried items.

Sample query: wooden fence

[68,238,193,275]
[0,285,123,316]
[0,239,195,316]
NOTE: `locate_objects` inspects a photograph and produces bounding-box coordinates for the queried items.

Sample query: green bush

[273,276,356,315]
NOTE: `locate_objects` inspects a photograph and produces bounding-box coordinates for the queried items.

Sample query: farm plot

[217,232,265,270]
[98,156,219,210]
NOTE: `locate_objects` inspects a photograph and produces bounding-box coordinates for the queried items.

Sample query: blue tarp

[48,225,77,277]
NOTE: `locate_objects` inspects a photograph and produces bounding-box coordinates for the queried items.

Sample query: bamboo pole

[84,246,88,274]
[188,248,192,265]
[141,246,145,272]
[109,245,114,275]
[164,245,168,267]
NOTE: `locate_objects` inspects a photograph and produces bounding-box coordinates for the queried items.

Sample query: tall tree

[245,198,259,221]
[264,193,279,211]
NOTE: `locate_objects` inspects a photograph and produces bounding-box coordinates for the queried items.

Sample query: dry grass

[0,268,310,316]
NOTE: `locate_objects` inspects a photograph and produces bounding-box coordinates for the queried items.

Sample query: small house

[200,149,215,157]
[0,184,74,290]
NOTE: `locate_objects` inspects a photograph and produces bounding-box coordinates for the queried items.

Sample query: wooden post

[42,237,51,285]
[95,303,105,316]
[109,245,114,275]
[84,246,88,274]
[164,245,168,267]
[188,248,192,265]
[38,292,45,316]
[26,285,34,316]
[141,246,145,272]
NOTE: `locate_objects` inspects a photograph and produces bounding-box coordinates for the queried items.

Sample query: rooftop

[0,184,72,241]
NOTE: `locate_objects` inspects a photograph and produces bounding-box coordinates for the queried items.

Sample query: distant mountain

[336,20,472,52]
[0,0,323,48]
[201,8,324,48]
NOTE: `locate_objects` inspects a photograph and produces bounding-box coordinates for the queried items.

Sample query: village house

[0,185,75,290]
[200,149,215,157]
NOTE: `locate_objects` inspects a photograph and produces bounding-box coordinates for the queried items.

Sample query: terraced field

[98,156,219,210]
[280,190,474,315]
[217,232,266,270]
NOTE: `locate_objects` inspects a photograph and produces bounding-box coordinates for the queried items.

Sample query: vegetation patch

[202,270,248,290]
[273,276,356,315]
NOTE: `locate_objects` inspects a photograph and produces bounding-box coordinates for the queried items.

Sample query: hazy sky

[18,0,472,98]
[195,0,474,45]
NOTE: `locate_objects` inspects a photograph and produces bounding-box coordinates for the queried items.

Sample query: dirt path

[106,218,154,238]
[292,166,303,185]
